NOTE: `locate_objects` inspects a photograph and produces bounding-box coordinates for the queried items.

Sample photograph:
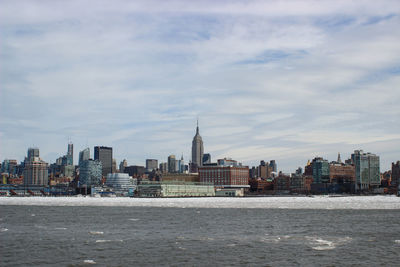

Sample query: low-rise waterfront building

[137,181,215,197]
[106,173,136,191]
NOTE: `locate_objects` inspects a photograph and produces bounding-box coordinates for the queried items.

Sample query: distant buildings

[312,157,330,183]
[79,148,90,166]
[351,150,380,191]
[124,165,145,177]
[79,159,102,186]
[269,160,277,172]
[67,142,73,165]
[391,161,400,189]
[94,146,112,177]
[146,159,158,172]
[329,163,355,184]
[217,158,239,167]
[112,158,117,173]
[168,155,176,173]
[202,153,211,165]
[191,121,204,172]
[120,159,128,173]
[198,160,249,188]
[1,159,18,176]
[23,148,48,185]
[159,162,168,174]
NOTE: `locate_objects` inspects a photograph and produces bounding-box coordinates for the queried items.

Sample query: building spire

[196,118,199,135]
[337,152,342,163]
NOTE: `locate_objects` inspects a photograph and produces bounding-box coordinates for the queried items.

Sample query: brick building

[198,166,249,187]
[329,163,355,184]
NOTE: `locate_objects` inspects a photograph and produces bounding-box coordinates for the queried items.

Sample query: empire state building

[191,121,204,172]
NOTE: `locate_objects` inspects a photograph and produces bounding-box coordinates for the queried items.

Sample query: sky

[1,0,400,173]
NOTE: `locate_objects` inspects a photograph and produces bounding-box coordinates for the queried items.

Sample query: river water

[1,197,400,266]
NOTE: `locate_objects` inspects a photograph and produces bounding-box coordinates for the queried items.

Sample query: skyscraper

[27,148,39,160]
[79,148,90,167]
[351,150,380,191]
[191,120,204,172]
[67,142,73,165]
[23,148,48,185]
[168,155,176,173]
[269,160,277,172]
[94,146,112,177]
[120,159,128,173]
[146,159,158,172]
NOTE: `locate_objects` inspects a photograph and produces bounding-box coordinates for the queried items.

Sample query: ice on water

[0,196,400,209]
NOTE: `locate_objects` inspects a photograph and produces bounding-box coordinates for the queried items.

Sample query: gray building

[78,148,90,167]
[120,159,128,173]
[94,146,112,177]
[124,165,145,177]
[27,148,39,159]
[146,159,158,172]
[191,121,204,172]
[106,173,135,190]
[67,143,73,165]
[168,155,176,173]
[269,160,277,172]
[202,153,211,165]
[79,159,102,187]
[351,150,380,190]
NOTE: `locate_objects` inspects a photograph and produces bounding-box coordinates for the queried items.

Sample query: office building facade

[79,159,102,187]
[23,148,48,185]
[312,157,330,183]
[146,159,158,172]
[351,150,380,190]
[94,146,113,177]
[78,148,90,167]
[168,155,176,173]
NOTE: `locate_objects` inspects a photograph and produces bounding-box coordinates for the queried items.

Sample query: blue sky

[1,0,399,172]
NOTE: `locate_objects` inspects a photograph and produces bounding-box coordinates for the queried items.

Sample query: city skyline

[1,1,400,172]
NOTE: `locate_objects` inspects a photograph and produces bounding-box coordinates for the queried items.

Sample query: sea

[1,196,400,266]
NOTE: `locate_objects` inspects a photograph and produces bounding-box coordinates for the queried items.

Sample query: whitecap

[55,227,67,230]
[31,214,35,216]
[95,239,123,243]
[83,259,96,264]
[89,231,104,235]
[306,236,352,251]
[0,228,8,232]
[128,218,139,221]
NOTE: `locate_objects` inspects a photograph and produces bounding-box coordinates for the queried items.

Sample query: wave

[95,239,123,243]
[89,231,104,235]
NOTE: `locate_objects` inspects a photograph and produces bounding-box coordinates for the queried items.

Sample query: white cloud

[1,0,400,172]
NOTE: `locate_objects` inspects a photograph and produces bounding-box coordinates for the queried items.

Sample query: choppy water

[1,202,400,266]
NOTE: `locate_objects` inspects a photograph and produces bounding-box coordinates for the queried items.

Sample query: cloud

[1,0,399,172]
